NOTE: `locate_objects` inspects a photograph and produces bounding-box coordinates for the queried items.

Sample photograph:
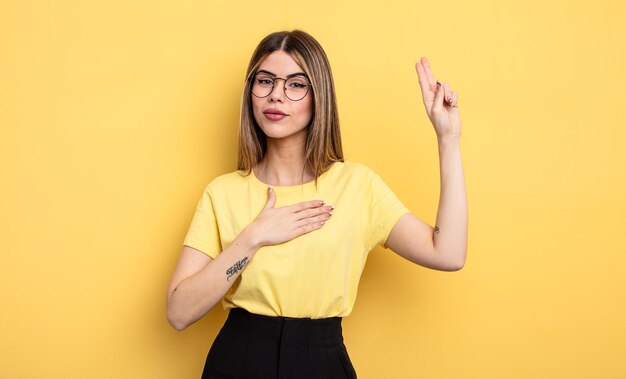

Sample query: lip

[263,108,288,116]
[263,108,288,121]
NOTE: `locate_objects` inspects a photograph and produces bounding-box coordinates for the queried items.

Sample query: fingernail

[268,186,273,191]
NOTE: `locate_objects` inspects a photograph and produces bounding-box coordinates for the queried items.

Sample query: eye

[287,78,309,88]
[257,78,273,85]
[255,75,274,86]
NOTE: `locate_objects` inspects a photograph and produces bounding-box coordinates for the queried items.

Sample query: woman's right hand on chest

[245,186,333,247]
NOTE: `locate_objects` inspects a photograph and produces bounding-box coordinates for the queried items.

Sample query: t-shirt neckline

[248,161,342,195]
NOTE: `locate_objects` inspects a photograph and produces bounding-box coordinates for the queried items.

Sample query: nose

[268,78,286,102]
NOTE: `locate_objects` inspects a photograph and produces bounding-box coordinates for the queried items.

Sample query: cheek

[299,97,314,124]
[251,98,263,123]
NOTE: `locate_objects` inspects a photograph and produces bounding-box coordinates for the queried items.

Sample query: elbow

[166,295,192,331]
[168,316,188,331]
[437,250,466,272]
[450,259,465,271]
[167,308,190,331]
[166,295,218,331]
[438,261,464,272]
[449,252,467,271]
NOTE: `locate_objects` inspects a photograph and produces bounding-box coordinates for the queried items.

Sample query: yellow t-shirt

[183,160,410,318]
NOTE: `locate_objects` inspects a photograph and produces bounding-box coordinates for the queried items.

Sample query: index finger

[419,56,437,89]
[415,61,433,101]
[291,200,326,212]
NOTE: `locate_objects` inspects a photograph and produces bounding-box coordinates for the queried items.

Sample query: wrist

[239,224,264,251]
[437,134,461,146]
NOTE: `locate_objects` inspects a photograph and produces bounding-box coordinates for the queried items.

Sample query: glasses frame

[251,72,312,102]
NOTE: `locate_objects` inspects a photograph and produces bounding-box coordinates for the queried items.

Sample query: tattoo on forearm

[226,257,249,281]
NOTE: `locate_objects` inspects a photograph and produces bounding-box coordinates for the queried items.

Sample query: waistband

[225,307,344,347]
[229,307,342,324]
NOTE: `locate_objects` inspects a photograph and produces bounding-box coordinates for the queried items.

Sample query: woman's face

[251,50,313,144]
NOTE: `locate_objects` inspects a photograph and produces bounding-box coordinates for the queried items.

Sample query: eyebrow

[256,69,308,79]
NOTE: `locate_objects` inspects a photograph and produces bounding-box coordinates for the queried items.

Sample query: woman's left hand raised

[415,57,461,139]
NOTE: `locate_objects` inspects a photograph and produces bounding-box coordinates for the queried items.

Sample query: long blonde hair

[237,30,344,182]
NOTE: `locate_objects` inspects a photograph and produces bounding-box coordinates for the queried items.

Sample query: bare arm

[166,232,259,331]
[167,187,333,330]
[384,57,467,271]
[385,136,467,271]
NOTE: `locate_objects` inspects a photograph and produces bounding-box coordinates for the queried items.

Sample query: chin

[259,124,308,141]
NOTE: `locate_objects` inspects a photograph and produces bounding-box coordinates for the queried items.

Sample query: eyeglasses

[251,72,312,101]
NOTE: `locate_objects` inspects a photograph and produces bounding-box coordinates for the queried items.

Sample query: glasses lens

[252,74,274,98]
[251,74,311,100]
[285,77,310,101]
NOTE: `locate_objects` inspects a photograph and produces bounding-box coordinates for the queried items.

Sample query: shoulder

[336,160,374,174]
[336,160,380,180]
[338,161,398,199]
[203,169,250,195]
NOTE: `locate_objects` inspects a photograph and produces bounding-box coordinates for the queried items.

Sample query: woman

[167,30,467,378]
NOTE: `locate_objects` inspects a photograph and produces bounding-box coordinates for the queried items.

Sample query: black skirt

[202,308,358,378]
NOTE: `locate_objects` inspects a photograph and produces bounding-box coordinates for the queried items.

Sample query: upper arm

[167,245,213,299]
[384,213,460,271]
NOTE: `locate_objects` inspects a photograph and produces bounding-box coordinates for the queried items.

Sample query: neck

[254,137,314,186]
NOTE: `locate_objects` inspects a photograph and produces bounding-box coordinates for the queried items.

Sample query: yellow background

[1,0,625,377]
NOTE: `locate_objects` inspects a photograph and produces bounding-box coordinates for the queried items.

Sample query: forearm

[433,136,468,269]
[167,229,260,330]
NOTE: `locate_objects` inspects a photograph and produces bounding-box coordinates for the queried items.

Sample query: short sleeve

[183,185,222,259]
[363,170,411,250]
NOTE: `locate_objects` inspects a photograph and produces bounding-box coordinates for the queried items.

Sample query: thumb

[263,186,276,210]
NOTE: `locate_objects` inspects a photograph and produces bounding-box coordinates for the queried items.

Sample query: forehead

[257,50,304,76]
